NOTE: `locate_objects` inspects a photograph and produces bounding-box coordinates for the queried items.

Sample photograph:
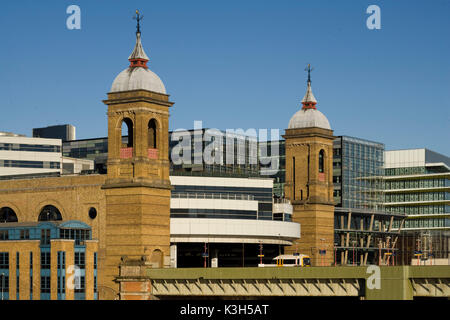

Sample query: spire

[129,10,149,69]
[301,64,317,110]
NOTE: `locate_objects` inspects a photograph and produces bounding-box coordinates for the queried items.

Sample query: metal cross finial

[305,64,314,83]
[133,9,144,34]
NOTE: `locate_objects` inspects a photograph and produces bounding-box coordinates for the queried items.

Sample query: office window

[0,230,9,240]
[57,276,65,295]
[94,252,97,270]
[41,252,50,269]
[20,229,30,240]
[0,275,9,293]
[0,252,9,268]
[40,276,50,294]
[57,252,66,270]
[75,252,85,269]
[29,252,33,270]
[40,229,51,245]
[75,276,85,293]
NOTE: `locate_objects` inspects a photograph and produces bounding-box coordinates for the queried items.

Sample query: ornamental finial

[133,9,144,34]
[305,64,314,84]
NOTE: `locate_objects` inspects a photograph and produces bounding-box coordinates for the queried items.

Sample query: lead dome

[110,30,166,94]
[288,73,331,130]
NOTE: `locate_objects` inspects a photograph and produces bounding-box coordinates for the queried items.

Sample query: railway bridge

[115,263,450,300]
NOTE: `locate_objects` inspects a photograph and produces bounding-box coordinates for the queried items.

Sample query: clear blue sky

[0,0,449,155]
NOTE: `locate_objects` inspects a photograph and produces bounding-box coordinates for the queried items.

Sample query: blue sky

[0,0,449,155]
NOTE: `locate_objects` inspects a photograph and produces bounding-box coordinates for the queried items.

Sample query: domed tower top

[288,64,331,130]
[110,10,166,94]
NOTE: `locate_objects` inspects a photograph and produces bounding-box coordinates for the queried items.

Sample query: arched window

[150,249,163,268]
[148,119,157,149]
[121,118,134,148]
[38,205,62,221]
[319,149,325,173]
[0,207,18,223]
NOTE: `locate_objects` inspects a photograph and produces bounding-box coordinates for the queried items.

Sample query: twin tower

[101,24,173,292]
[101,22,334,293]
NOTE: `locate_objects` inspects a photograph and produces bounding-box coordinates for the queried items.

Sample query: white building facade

[0,132,62,177]
[168,176,300,267]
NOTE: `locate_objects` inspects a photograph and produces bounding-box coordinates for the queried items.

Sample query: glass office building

[63,129,262,178]
[384,148,450,265]
[331,136,404,265]
[63,137,108,174]
[169,129,260,178]
[333,136,385,210]
[169,176,297,268]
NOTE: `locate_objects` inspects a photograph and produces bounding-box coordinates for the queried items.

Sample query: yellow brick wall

[0,241,40,300]
[0,176,106,299]
[283,127,335,266]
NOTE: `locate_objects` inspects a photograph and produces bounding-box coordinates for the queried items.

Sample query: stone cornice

[283,127,334,140]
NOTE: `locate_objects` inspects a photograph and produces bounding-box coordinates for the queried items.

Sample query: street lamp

[352,240,357,266]
[278,233,281,256]
[334,242,338,267]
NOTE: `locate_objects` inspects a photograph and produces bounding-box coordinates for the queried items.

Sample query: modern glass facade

[333,136,385,210]
[63,129,262,178]
[383,149,450,264]
[259,140,285,198]
[171,183,274,220]
[63,137,108,174]
[169,129,260,178]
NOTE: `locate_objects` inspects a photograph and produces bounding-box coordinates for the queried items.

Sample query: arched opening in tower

[148,118,158,159]
[121,118,134,148]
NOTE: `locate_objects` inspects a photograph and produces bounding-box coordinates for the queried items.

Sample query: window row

[393,218,449,229]
[385,192,449,203]
[0,160,60,169]
[0,143,61,153]
[385,167,426,176]
[171,208,258,220]
[386,205,449,215]
[385,178,448,190]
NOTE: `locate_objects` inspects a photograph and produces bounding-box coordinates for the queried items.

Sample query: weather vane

[133,9,144,34]
[305,64,314,83]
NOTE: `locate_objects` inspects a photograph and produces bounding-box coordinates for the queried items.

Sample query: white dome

[288,108,331,130]
[110,67,166,94]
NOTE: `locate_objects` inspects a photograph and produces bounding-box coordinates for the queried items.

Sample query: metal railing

[171,192,254,201]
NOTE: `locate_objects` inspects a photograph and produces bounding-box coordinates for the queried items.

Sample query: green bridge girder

[144,266,450,300]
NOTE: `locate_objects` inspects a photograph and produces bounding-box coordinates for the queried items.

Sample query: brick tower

[100,13,173,298]
[283,65,334,266]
